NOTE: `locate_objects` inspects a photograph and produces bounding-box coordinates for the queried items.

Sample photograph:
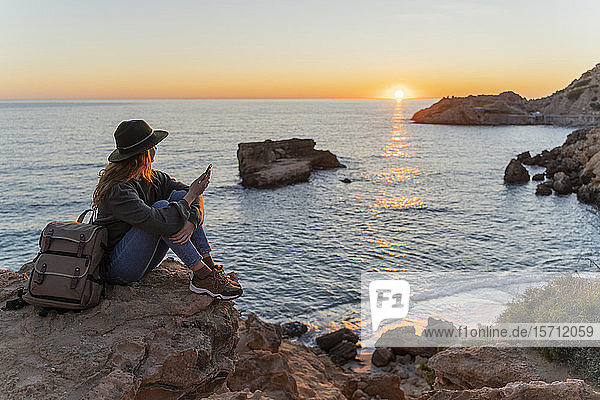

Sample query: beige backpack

[23,209,109,310]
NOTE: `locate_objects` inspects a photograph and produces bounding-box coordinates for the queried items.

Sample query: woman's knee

[152,199,169,209]
[168,190,187,201]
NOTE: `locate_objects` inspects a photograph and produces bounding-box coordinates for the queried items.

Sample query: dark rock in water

[316,328,358,365]
[517,151,535,165]
[372,347,394,367]
[237,138,345,188]
[564,127,592,145]
[532,173,545,181]
[545,160,560,177]
[281,321,308,338]
[316,327,358,352]
[316,327,359,365]
[329,340,357,365]
[541,180,554,188]
[375,326,440,357]
[578,184,600,205]
[569,173,582,188]
[536,183,552,196]
[504,159,530,184]
[553,172,572,195]
[340,178,352,184]
[563,157,581,174]
[512,127,600,208]
[582,171,594,185]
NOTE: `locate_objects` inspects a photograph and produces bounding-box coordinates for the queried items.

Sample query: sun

[394,89,404,100]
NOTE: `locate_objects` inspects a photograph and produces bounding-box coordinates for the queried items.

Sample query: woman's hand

[190,172,210,196]
[169,221,195,244]
[183,172,210,205]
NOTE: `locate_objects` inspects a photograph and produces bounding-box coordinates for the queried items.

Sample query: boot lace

[213,265,229,286]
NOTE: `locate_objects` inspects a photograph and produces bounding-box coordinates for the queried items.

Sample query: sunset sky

[2,0,599,100]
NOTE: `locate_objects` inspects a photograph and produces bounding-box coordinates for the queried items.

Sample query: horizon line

[0,96,436,101]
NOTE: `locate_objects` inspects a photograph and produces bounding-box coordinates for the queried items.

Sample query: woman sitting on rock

[92,120,242,299]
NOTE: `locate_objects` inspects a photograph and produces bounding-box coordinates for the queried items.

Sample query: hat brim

[108,130,168,162]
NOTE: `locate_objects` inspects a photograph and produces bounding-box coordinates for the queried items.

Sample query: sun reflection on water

[372,99,426,212]
[373,195,426,210]
[374,167,423,183]
[380,100,412,158]
[365,237,408,262]
[366,238,407,248]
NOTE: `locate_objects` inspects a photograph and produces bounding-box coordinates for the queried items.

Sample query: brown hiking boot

[189,269,243,300]
[213,264,241,288]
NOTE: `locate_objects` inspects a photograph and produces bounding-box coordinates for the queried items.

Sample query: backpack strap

[35,263,47,284]
[2,288,30,311]
[42,228,54,252]
[77,234,86,257]
[77,209,95,224]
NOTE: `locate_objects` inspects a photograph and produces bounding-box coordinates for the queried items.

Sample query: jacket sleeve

[163,172,205,228]
[106,184,191,236]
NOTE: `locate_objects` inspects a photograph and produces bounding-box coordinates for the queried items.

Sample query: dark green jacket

[93,170,203,251]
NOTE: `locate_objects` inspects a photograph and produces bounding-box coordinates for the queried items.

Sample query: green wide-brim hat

[108,119,168,162]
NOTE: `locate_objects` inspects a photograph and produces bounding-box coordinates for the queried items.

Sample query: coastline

[411,64,600,127]
[2,258,599,399]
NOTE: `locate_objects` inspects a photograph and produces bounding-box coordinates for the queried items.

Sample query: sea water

[1,99,598,334]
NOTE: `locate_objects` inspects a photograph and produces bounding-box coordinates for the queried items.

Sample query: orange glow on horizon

[0,61,592,100]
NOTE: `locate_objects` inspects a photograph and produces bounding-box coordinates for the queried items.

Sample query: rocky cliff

[412,63,600,126]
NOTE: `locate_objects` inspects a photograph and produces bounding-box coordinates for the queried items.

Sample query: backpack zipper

[43,250,91,259]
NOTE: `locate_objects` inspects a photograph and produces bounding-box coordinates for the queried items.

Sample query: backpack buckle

[70,267,80,289]
[35,263,47,284]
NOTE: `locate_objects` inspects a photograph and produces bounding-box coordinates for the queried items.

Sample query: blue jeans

[104,190,212,284]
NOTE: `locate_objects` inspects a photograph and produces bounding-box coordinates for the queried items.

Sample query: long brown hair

[92,148,155,209]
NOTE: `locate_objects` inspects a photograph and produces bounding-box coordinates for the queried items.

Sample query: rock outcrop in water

[511,127,600,204]
[315,327,359,365]
[237,138,345,188]
[503,159,530,184]
[412,63,600,126]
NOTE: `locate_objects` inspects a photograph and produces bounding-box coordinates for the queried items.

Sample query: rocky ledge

[0,258,239,400]
[412,63,600,126]
[237,138,345,188]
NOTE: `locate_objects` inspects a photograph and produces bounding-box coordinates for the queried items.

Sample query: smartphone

[203,164,213,179]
